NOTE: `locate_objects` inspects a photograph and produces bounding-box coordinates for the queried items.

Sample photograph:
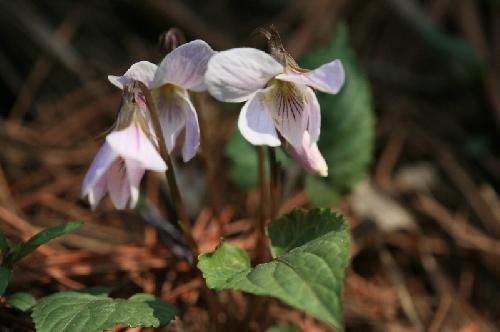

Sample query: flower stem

[136,81,199,263]
[256,146,270,262]
[267,147,280,221]
[139,81,226,330]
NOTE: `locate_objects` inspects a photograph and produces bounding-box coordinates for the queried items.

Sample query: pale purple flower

[204,48,344,176]
[109,40,215,162]
[81,84,166,210]
[108,60,158,90]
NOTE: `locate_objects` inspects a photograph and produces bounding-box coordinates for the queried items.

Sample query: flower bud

[159,28,186,55]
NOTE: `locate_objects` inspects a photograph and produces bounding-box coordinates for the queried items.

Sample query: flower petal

[106,159,130,209]
[151,40,215,91]
[276,59,344,94]
[106,124,167,171]
[303,86,321,144]
[108,61,158,90]
[286,131,328,177]
[153,87,187,153]
[205,48,283,102]
[177,91,200,162]
[81,142,117,199]
[125,159,145,209]
[238,88,281,146]
[86,175,107,211]
[269,82,308,149]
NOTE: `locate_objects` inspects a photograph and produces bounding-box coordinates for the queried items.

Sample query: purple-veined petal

[276,59,344,94]
[286,131,328,177]
[125,159,145,209]
[81,142,117,199]
[106,158,130,209]
[108,61,158,90]
[205,48,283,103]
[152,86,187,153]
[238,88,281,147]
[151,40,215,91]
[303,86,321,144]
[269,82,308,149]
[177,91,200,162]
[106,123,167,171]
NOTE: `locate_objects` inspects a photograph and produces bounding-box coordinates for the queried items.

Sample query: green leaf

[197,240,251,289]
[0,229,9,254]
[5,221,82,266]
[0,266,11,296]
[198,209,350,329]
[268,209,346,259]
[6,292,36,312]
[31,291,176,332]
[299,24,374,206]
[129,293,177,326]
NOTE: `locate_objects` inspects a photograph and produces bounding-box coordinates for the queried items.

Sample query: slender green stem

[137,82,223,320]
[247,150,273,327]
[267,147,280,221]
[136,81,199,263]
[256,146,270,262]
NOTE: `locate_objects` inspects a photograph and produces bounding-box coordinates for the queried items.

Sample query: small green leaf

[299,24,374,206]
[268,209,346,258]
[198,209,350,329]
[0,229,9,254]
[129,293,177,325]
[31,291,176,332]
[6,292,36,312]
[198,240,250,289]
[5,221,82,266]
[127,293,156,302]
[0,266,11,296]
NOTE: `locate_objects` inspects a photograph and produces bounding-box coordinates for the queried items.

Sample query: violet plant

[205,29,344,177]
[0,26,373,332]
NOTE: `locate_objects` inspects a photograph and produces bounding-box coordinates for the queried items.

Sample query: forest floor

[0,1,499,331]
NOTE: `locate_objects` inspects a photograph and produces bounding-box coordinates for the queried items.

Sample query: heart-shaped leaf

[31,291,176,332]
[198,209,350,329]
[128,293,177,326]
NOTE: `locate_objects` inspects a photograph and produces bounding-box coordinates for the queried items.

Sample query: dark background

[0,0,499,331]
